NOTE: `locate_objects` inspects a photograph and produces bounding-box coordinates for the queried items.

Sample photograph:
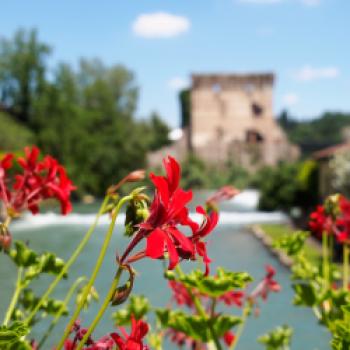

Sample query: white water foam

[11,210,287,231]
[230,189,260,210]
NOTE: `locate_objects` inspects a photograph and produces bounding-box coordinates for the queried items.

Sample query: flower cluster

[63,317,149,350]
[122,156,218,274]
[0,146,75,217]
[249,265,281,303]
[309,194,350,244]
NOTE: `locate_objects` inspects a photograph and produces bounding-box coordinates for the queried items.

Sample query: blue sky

[1,0,349,127]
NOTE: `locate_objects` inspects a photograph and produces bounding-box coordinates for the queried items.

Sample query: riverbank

[249,224,322,267]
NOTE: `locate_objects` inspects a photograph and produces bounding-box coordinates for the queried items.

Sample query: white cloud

[295,65,340,81]
[168,77,189,90]
[282,93,299,106]
[132,12,190,38]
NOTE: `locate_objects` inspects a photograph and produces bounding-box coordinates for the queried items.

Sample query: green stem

[229,303,250,350]
[322,232,329,289]
[56,195,131,350]
[76,268,123,350]
[3,267,23,326]
[37,277,87,349]
[175,266,222,350]
[343,244,349,291]
[25,196,110,325]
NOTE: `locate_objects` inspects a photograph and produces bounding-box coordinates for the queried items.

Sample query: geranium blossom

[169,280,194,308]
[0,146,75,216]
[111,316,149,350]
[250,265,281,302]
[219,290,244,308]
[309,205,333,238]
[309,195,350,244]
[122,156,217,271]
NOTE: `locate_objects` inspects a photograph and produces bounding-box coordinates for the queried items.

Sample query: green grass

[259,224,321,265]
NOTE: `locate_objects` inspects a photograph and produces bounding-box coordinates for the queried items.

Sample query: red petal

[163,156,180,194]
[145,228,166,259]
[165,234,179,270]
[150,173,169,206]
[167,227,194,254]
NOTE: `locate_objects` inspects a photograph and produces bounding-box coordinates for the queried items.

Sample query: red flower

[186,206,218,275]
[122,156,219,273]
[223,331,236,346]
[309,205,333,238]
[0,146,75,216]
[169,280,194,308]
[111,316,149,350]
[122,156,198,270]
[335,196,350,244]
[219,291,244,308]
[250,265,281,302]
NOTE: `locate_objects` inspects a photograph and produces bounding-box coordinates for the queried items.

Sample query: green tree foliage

[0,29,171,196]
[180,154,250,190]
[0,112,34,151]
[255,161,319,212]
[0,29,50,125]
[179,89,190,128]
[278,110,350,156]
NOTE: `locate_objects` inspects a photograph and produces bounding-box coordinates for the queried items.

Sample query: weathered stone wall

[189,73,299,168]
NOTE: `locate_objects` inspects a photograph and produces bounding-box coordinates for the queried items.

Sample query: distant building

[148,73,299,169]
[313,142,350,198]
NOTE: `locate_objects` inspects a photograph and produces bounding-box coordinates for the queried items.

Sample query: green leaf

[112,295,150,326]
[273,231,309,257]
[24,252,66,282]
[179,268,252,298]
[156,309,241,342]
[0,322,29,346]
[331,319,350,350]
[9,241,37,268]
[292,283,317,306]
[258,325,293,350]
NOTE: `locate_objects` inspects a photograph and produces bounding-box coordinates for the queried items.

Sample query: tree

[0,112,34,151]
[0,29,51,125]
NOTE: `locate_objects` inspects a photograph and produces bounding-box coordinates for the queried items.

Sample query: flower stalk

[25,195,110,325]
[76,267,123,350]
[56,195,131,350]
[3,267,23,326]
[37,277,87,349]
[229,302,251,350]
[343,244,349,291]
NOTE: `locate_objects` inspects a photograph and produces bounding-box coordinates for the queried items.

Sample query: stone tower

[189,73,298,167]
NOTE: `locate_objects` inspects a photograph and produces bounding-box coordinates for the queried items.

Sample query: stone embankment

[249,225,293,268]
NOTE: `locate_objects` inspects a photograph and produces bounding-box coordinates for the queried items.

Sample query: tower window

[212,83,222,93]
[252,103,264,117]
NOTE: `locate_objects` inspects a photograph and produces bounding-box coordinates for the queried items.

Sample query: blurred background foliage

[0,29,170,196]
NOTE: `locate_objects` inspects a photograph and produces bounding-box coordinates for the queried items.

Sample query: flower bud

[125,170,146,183]
[0,234,12,251]
[324,193,341,219]
[107,170,146,195]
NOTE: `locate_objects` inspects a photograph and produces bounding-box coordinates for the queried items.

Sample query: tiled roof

[313,142,350,160]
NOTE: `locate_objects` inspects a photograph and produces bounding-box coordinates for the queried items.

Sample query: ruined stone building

[148,73,299,169]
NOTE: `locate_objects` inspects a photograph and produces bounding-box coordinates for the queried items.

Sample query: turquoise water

[0,192,331,349]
